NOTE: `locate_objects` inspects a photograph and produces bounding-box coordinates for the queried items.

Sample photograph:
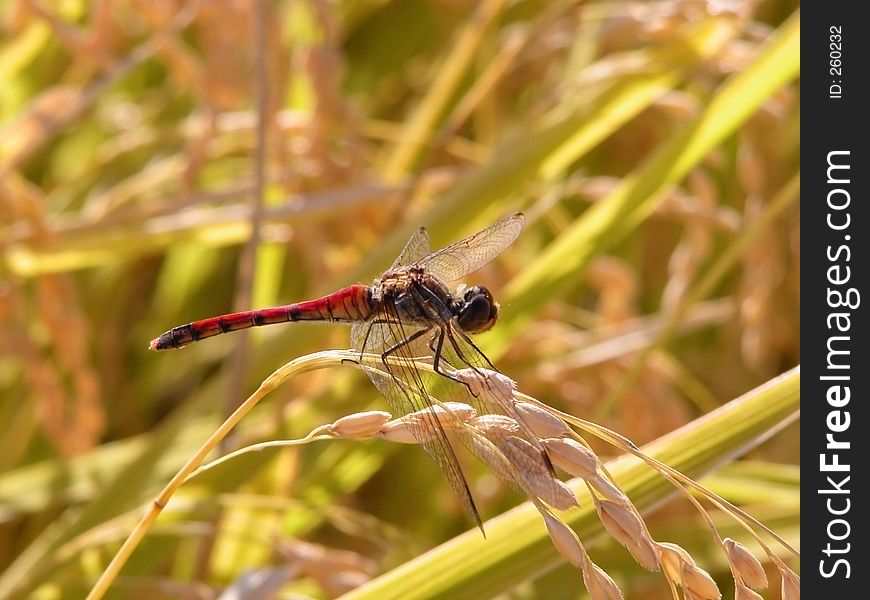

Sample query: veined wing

[390,226,431,270]
[350,312,483,530]
[417,213,524,283]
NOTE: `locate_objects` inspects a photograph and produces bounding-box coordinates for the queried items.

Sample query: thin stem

[225,0,271,417]
[186,434,334,480]
[85,350,355,600]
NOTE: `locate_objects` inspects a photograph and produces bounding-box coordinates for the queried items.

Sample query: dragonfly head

[455,285,499,334]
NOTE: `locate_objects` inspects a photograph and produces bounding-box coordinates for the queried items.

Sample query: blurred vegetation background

[0,0,798,598]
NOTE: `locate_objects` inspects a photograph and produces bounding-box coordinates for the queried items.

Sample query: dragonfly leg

[452,325,497,370]
[356,318,406,364]
[428,326,478,397]
[377,325,448,408]
[379,326,432,370]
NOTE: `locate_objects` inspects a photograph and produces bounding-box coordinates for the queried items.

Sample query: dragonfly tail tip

[148,336,170,351]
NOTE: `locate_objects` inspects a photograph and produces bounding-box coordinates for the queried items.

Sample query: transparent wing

[350,312,484,530]
[390,226,431,270]
[417,213,524,282]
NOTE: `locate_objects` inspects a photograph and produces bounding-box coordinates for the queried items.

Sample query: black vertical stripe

[348,289,361,320]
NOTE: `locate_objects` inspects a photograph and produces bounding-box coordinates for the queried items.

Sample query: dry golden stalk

[586,255,638,324]
[780,568,800,600]
[723,537,768,589]
[328,411,392,439]
[662,169,715,310]
[596,500,659,571]
[737,135,766,195]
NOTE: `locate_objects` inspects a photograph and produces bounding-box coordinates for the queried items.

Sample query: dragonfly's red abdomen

[149,284,373,350]
[287,284,374,323]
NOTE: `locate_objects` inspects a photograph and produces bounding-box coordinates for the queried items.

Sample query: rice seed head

[588,474,628,504]
[723,537,768,589]
[512,401,570,438]
[541,511,585,568]
[627,535,661,572]
[453,367,516,402]
[596,500,638,546]
[657,542,695,583]
[535,478,578,511]
[658,541,717,596]
[681,563,720,600]
[330,411,392,439]
[780,568,800,600]
[596,500,659,571]
[378,402,476,444]
[734,582,765,600]
[543,437,599,479]
[429,401,477,423]
[470,432,514,481]
[500,436,578,510]
[471,414,521,438]
[377,420,418,444]
[583,560,624,600]
[498,436,547,474]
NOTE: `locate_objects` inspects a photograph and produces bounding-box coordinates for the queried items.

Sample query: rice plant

[0,1,799,598]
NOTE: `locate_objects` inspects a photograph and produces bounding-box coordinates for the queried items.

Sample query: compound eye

[457,287,498,333]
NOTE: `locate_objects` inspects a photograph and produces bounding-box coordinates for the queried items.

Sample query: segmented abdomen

[149,284,373,350]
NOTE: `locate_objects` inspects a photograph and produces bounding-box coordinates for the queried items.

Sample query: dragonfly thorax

[372,268,497,334]
[453,285,498,334]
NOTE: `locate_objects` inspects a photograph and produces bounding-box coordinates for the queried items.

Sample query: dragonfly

[151,213,540,528]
